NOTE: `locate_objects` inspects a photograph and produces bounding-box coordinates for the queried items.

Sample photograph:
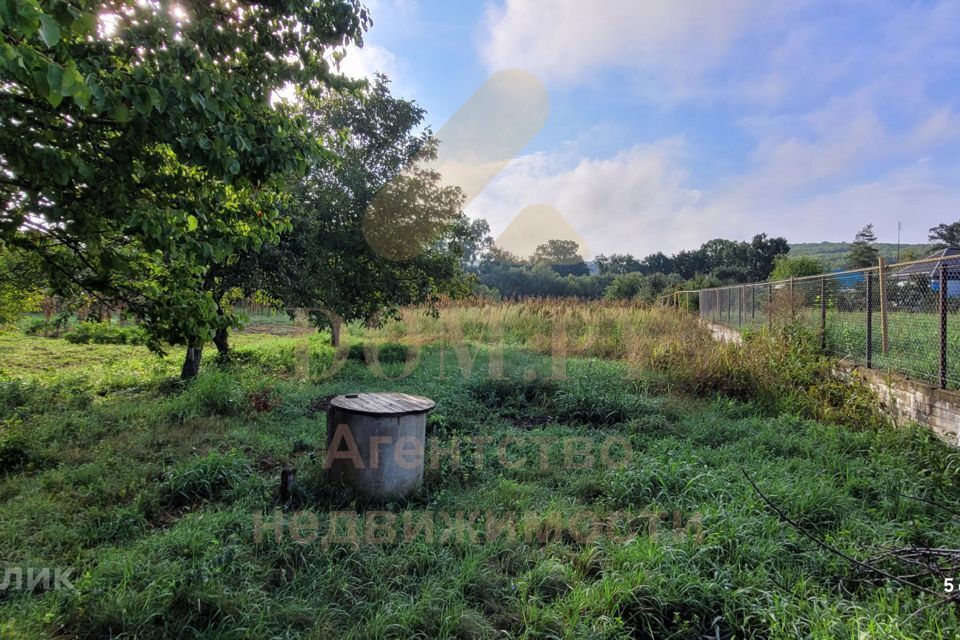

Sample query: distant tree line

[463,233,792,302]
[464,218,960,302]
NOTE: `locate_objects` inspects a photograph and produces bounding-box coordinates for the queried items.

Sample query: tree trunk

[213,327,230,355]
[181,341,204,379]
[330,319,341,347]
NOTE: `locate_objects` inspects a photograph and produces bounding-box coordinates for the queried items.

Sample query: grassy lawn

[1,308,959,638]
[823,310,960,387]
[709,306,960,389]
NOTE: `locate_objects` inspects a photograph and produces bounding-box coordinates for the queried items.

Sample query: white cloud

[466,141,704,257]
[332,0,418,94]
[480,0,960,110]
[466,1,960,254]
[466,96,960,257]
[698,164,960,249]
[337,44,401,83]
[480,0,791,92]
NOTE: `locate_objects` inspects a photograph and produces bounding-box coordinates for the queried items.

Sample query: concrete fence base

[703,321,743,345]
[833,363,960,447]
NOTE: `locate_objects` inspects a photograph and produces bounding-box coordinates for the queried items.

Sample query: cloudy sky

[339,0,960,258]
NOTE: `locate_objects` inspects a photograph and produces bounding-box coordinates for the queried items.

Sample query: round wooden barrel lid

[329,392,435,416]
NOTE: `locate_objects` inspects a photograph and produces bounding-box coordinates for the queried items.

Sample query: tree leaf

[72,83,91,109]
[45,62,63,106]
[60,65,84,96]
[46,61,62,90]
[187,215,198,231]
[39,15,60,47]
[112,103,129,123]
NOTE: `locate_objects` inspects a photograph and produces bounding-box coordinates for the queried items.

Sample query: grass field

[705,303,960,389]
[823,309,960,386]
[1,304,959,638]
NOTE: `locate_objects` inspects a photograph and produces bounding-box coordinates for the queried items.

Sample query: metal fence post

[751,286,756,321]
[767,283,773,330]
[866,271,873,369]
[738,285,744,326]
[878,258,889,355]
[819,276,826,352]
[789,277,795,321]
[940,264,948,389]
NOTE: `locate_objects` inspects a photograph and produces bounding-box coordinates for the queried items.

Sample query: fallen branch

[741,468,953,603]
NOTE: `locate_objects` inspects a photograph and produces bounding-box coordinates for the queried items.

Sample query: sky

[337,0,960,258]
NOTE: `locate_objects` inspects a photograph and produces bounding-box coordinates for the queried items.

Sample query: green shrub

[23,317,65,336]
[647,322,889,430]
[64,322,148,345]
[0,378,35,415]
[347,341,410,364]
[0,428,31,476]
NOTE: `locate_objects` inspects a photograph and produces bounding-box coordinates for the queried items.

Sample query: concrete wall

[834,363,960,447]
[701,320,959,447]
[703,321,743,344]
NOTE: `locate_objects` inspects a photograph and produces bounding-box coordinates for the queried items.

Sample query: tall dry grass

[358,299,709,360]
[357,299,887,429]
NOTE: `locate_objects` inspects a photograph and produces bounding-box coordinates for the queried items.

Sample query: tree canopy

[928,220,960,251]
[595,234,787,282]
[604,272,683,303]
[467,233,789,300]
[225,77,471,345]
[530,239,589,276]
[594,253,642,275]
[1,0,369,375]
[847,224,880,269]
[768,255,825,281]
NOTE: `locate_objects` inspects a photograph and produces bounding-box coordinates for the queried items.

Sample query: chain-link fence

[676,253,960,390]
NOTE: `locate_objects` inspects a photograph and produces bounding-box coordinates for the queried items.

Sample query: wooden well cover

[329,392,435,416]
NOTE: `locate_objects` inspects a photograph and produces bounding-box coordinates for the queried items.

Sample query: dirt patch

[255,452,280,473]
[239,323,300,336]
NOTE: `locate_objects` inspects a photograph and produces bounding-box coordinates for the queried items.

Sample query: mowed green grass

[0,327,959,639]
[714,307,960,389]
[823,309,960,386]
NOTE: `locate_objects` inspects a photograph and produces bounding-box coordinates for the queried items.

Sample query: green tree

[480,245,524,268]
[226,78,470,347]
[847,224,880,268]
[633,234,785,282]
[531,239,588,276]
[928,220,960,250]
[603,273,646,300]
[747,233,789,281]
[1,0,368,376]
[594,253,641,275]
[639,251,676,275]
[531,239,583,264]
[604,272,683,303]
[0,243,45,326]
[454,218,493,269]
[769,255,825,281]
[899,247,922,262]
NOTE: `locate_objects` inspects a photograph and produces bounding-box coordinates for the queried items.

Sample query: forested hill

[788,242,935,270]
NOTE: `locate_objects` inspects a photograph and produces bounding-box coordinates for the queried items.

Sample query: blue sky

[340,0,960,257]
